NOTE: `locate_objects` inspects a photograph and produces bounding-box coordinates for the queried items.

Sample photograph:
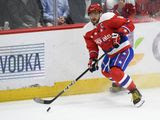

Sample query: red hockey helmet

[88,3,103,15]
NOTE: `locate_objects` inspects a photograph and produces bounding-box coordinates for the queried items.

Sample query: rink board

[0,22,160,102]
[0,73,160,102]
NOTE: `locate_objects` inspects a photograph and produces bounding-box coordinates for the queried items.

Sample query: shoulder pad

[99,12,115,23]
[83,22,96,36]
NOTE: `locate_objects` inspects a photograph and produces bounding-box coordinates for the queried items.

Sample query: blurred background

[0,0,159,30]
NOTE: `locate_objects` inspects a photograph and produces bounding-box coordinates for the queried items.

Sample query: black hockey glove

[88,58,99,72]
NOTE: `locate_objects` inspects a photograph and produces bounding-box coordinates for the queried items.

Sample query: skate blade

[109,87,126,93]
[134,98,145,108]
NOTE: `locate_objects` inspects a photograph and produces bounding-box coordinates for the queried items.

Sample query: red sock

[127,81,136,91]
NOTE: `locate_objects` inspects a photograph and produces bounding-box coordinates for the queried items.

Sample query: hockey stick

[33,54,105,105]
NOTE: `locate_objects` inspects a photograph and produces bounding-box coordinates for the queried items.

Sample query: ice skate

[109,83,125,93]
[130,88,145,107]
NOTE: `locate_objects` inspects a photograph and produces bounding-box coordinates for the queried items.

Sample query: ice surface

[1,88,160,120]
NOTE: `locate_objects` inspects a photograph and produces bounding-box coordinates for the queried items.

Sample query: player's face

[89,11,101,25]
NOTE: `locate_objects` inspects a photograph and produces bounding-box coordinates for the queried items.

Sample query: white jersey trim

[122,25,131,33]
[107,41,130,55]
[99,12,115,23]
[83,22,95,36]
[89,50,98,55]
[83,12,115,36]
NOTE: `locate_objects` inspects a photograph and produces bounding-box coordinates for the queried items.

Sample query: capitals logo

[94,34,112,45]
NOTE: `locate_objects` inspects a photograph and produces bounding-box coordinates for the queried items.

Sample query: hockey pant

[101,47,136,91]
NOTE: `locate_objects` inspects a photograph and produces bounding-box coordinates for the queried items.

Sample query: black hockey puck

[47,107,51,112]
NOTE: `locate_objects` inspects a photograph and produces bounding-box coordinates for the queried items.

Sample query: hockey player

[105,0,136,92]
[83,3,145,107]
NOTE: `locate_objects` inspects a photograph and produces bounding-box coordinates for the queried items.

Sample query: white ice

[1,88,160,120]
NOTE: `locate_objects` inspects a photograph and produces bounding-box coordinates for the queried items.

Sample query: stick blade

[33,97,53,104]
[33,98,45,104]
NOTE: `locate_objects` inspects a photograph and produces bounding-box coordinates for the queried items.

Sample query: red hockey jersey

[83,12,134,59]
